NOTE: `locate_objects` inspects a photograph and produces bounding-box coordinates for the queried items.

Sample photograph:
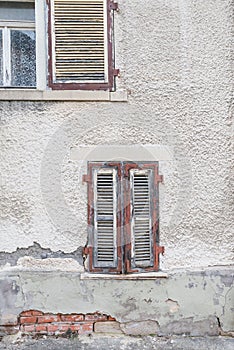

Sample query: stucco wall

[0,0,233,271]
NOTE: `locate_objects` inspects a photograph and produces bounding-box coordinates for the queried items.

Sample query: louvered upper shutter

[48,0,115,90]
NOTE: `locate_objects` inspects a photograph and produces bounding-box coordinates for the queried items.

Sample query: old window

[0,1,36,87]
[83,162,164,274]
[48,0,118,90]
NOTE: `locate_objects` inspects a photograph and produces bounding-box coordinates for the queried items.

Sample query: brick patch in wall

[14,310,117,336]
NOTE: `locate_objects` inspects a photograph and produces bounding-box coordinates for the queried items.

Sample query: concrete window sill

[0,89,128,102]
[80,272,168,280]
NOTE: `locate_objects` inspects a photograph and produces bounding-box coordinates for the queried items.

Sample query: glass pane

[11,30,36,87]
[0,2,35,21]
[0,30,3,86]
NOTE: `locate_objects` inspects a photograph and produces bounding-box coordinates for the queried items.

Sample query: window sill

[0,89,128,102]
[80,272,168,280]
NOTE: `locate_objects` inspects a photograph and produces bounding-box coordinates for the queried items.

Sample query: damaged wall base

[0,266,233,337]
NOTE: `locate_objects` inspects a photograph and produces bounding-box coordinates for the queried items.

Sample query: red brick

[23,325,35,332]
[20,310,43,317]
[47,324,59,333]
[37,315,60,323]
[85,313,108,321]
[58,323,71,332]
[70,324,81,332]
[108,316,116,321]
[35,324,47,332]
[60,314,84,322]
[20,316,37,324]
[80,323,93,334]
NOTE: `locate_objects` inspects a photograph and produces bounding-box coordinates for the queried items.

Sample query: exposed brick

[47,324,59,333]
[58,323,71,332]
[20,310,43,317]
[108,316,116,321]
[24,324,35,332]
[85,313,108,321]
[20,316,37,324]
[70,324,81,332]
[35,324,47,333]
[37,315,60,323]
[80,322,93,334]
[60,314,84,322]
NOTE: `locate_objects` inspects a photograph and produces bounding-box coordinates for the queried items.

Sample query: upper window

[0,0,118,92]
[83,162,164,274]
[48,0,117,90]
[0,1,36,88]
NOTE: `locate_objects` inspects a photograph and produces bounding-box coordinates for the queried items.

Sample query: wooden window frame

[47,0,118,91]
[83,161,164,274]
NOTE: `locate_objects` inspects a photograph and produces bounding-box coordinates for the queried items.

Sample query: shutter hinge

[157,246,165,256]
[156,174,164,183]
[82,174,91,184]
[83,246,90,255]
[113,68,120,77]
[109,1,119,11]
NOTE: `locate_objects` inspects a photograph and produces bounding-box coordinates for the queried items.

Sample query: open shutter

[48,0,117,90]
[124,163,164,273]
[83,162,122,273]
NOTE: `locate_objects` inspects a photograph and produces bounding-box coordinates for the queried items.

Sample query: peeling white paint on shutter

[130,169,153,268]
[52,0,108,83]
[93,168,117,268]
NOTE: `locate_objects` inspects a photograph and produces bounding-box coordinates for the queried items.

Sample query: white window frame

[0,20,35,87]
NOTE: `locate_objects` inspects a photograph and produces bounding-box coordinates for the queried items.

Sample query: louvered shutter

[93,168,118,267]
[124,163,164,273]
[130,169,154,268]
[83,162,164,274]
[83,162,122,273]
[48,0,116,90]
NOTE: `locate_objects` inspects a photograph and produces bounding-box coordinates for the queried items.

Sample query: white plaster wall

[0,0,233,269]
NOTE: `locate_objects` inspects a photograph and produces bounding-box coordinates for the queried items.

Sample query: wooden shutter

[83,162,122,273]
[48,0,117,90]
[124,163,164,273]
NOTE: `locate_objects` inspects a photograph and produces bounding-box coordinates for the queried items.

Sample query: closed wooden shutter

[83,162,164,274]
[93,168,117,268]
[130,169,154,268]
[83,162,122,273]
[48,0,116,90]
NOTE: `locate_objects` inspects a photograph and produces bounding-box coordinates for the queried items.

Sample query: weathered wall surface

[0,267,233,335]
[0,0,233,333]
[0,0,233,270]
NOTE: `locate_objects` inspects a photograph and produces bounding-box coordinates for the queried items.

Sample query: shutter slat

[130,170,153,268]
[52,0,106,83]
[93,169,117,268]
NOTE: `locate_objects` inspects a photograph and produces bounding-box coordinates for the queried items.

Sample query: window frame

[47,0,117,91]
[0,17,36,88]
[83,161,164,274]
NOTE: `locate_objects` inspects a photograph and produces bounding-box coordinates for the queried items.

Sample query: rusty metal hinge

[156,174,164,183]
[113,68,120,77]
[109,1,119,11]
[82,174,91,184]
[83,246,90,255]
[157,246,165,256]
